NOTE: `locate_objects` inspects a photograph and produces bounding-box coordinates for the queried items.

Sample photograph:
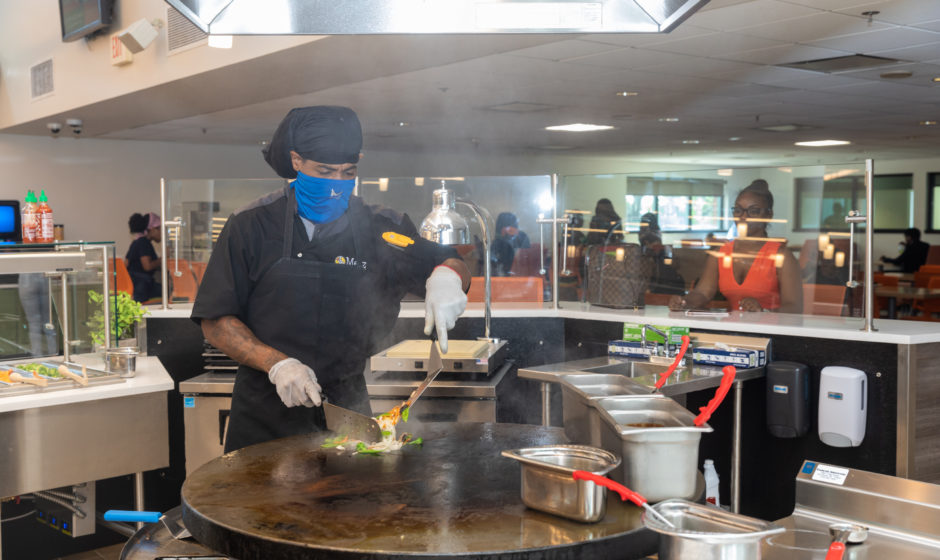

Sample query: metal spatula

[323,402,383,443]
[401,341,444,414]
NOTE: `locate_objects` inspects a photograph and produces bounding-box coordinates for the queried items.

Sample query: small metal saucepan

[826,523,868,560]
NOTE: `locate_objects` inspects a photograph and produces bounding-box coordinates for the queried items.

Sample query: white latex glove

[267,358,322,408]
[423,265,467,354]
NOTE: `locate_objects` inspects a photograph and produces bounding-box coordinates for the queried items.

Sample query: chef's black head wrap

[262,106,362,179]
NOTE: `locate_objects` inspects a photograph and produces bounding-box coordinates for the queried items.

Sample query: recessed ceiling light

[920,120,938,126]
[616,91,639,97]
[759,124,814,132]
[794,140,851,147]
[658,117,679,122]
[681,139,700,144]
[545,123,614,132]
[397,121,411,127]
[729,137,742,142]
[933,77,940,82]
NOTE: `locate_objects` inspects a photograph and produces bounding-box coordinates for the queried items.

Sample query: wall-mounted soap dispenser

[766,361,811,438]
[818,366,867,447]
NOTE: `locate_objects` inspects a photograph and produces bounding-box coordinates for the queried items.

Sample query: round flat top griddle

[181,422,657,560]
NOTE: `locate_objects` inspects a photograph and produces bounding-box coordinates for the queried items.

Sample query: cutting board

[385,339,489,359]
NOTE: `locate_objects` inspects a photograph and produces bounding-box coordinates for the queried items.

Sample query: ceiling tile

[685,0,819,31]
[635,31,786,56]
[717,44,852,65]
[833,0,940,26]
[867,41,940,62]
[807,26,940,52]
[737,11,892,42]
[506,39,623,62]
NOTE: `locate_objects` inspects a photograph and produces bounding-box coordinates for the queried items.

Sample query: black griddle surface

[181,422,656,560]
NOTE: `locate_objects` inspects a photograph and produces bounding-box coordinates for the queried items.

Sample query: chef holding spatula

[192,106,470,453]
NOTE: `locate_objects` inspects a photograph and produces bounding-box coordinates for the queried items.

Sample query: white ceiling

[6,0,940,167]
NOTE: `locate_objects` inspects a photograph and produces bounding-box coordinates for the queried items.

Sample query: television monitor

[59,0,113,43]
[0,201,21,243]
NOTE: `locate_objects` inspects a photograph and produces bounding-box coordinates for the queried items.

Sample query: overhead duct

[164,0,710,35]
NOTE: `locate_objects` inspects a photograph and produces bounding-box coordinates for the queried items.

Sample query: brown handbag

[584,244,654,308]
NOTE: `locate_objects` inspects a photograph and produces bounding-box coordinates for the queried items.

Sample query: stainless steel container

[105,346,138,377]
[645,499,784,559]
[559,373,658,446]
[501,444,620,523]
[593,396,712,502]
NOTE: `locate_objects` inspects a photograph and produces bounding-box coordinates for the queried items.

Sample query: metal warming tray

[559,373,661,446]
[370,338,508,374]
[0,360,123,397]
[502,444,621,523]
[646,499,784,560]
[594,395,712,502]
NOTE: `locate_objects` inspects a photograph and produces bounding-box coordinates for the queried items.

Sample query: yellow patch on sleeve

[382,231,415,248]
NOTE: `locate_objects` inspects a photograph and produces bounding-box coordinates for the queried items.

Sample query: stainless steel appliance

[762,460,940,559]
[179,372,233,475]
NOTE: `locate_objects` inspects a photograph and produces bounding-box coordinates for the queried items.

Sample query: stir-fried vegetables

[321,405,422,455]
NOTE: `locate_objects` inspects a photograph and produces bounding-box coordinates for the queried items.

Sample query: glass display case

[0,241,116,361]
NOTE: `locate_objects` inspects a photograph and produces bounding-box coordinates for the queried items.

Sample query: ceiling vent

[777,54,905,74]
[30,59,54,100]
[483,102,556,113]
[166,5,208,55]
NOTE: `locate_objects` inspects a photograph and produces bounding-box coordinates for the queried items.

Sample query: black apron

[224,190,393,453]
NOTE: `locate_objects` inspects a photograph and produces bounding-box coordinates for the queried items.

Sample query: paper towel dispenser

[766,361,810,438]
[818,366,867,447]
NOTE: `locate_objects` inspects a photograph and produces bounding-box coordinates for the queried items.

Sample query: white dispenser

[818,366,867,447]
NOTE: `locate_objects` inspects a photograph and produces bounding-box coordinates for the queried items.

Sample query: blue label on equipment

[827,392,843,400]
[773,384,788,394]
[184,396,195,408]
[802,462,816,474]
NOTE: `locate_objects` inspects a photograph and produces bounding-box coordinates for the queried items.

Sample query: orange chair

[168,258,199,302]
[802,284,847,316]
[467,276,544,303]
[909,276,940,321]
[109,258,134,296]
[926,246,940,265]
[510,244,544,278]
[872,273,899,318]
[190,261,208,285]
[916,264,940,275]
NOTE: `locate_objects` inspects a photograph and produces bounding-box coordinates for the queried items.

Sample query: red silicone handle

[572,470,647,507]
[694,365,737,426]
[825,541,845,560]
[654,335,690,390]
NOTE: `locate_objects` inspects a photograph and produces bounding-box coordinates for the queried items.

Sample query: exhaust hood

[164,0,710,35]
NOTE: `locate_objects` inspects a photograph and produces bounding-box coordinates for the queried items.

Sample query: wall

[0,0,317,128]
[0,133,272,255]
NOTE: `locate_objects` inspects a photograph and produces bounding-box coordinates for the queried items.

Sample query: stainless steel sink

[581,359,686,378]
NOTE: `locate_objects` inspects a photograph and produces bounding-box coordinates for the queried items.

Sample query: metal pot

[104,346,138,377]
[644,499,785,559]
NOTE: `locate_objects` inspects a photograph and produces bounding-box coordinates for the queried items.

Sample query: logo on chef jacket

[334,255,367,270]
[330,188,342,198]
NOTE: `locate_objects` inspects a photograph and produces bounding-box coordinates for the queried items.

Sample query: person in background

[125,212,162,303]
[17,273,57,356]
[669,180,802,313]
[639,212,685,295]
[586,198,623,245]
[491,211,531,276]
[822,202,846,229]
[880,227,929,273]
[191,106,470,453]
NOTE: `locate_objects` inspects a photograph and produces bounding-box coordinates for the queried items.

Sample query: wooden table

[874,286,940,319]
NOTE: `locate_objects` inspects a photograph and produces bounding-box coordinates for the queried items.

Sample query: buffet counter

[0,355,173,497]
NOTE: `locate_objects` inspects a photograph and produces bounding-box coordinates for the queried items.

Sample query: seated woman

[669,180,802,313]
[125,212,162,303]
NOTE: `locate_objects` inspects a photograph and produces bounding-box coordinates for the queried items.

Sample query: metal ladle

[826,522,868,560]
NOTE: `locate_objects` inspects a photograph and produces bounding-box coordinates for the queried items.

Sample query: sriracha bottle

[37,190,54,243]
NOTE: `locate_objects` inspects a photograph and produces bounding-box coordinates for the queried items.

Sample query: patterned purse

[584,244,655,308]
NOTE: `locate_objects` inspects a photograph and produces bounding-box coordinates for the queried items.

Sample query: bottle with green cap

[21,190,38,243]
[37,189,54,243]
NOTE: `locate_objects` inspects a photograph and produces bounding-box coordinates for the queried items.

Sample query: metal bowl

[502,444,620,523]
[104,347,139,377]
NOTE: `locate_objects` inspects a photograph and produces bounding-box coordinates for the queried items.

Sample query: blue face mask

[292,171,355,224]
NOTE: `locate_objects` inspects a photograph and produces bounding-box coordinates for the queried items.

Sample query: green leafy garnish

[407,437,423,446]
[381,430,392,437]
[401,407,410,423]
[321,436,348,448]
[355,442,382,455]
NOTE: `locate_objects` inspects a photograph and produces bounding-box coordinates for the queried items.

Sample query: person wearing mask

[191,106,470,453]
[586,198,623,245]
[491,211,531,276]
[880,227,929,273]
[669,180,802,313]
[125,212,162,303]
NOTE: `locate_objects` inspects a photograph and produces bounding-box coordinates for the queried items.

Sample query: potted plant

[87,290,149,349]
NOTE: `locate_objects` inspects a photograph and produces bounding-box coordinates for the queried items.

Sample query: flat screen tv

[0,201,21,243]
[59,0,113,42]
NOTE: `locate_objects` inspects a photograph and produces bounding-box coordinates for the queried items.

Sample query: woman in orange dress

[669,180,802,313]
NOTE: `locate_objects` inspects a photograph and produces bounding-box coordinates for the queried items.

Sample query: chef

[192,106,470,453]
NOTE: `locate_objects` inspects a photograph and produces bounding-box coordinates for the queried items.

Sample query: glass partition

[559,164,872,319]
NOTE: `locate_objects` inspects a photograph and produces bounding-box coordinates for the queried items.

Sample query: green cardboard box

[622,322,690,344]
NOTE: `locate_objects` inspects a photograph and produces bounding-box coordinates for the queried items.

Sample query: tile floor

[55,543,124,560]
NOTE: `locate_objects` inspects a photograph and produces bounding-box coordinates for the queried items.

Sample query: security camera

[66,118,83,135]
[47,122,62,135]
